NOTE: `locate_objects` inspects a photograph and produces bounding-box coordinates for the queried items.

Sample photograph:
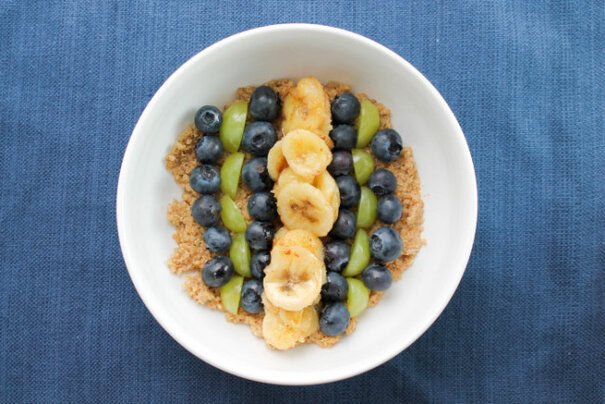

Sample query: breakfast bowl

[116,24,477,385]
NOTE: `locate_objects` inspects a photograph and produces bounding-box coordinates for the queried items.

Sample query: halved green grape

[220,275,244,315]
[220,195,247,233]
[356,99,380,148]
[230,233,251,277]
[346,278,370,317]
[219,100,248,153]
[357,186,377,228]
[220,152,244,198]
[352,149,374,185]
[342,229,370,277]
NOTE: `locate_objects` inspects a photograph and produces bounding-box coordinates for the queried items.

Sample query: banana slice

[267,140,288,180]
[264,245,324,311]
[282,129,332,179]
[282,77,333,148]
[273,229,325,287]
[262,305,319,350]
[263,294,307,328]
[276,182,334,236]
[273,167,313,199]
[273,226,289,245]
[273,229,323,260]
[314,171,340,223]
[262,312,298,350]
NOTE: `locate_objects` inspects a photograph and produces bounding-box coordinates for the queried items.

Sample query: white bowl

[116,24,477,385]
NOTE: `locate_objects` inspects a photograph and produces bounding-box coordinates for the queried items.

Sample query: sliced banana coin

[272,226,289,245]
[273,167,313,198]
[262,305,319,350]
[282,129,332,180]
[276,182,334,236]
[313,171,340,223]
[282,77,333,148]
[264,245,324,311]
[263,294,304,328]
[267,140,288,180]
[273,229,323,261]
[262,311,298,350]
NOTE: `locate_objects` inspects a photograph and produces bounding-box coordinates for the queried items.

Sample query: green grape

[342,229,370,277]
[352,149,374,185]
[230,233,251,277]
[220,275,244,315]
[219,100,248,153]
[220,195,247,233]
[356,99,380,148]
[357,186,377,228]
[220,152,244,199]
[346,278,370,317]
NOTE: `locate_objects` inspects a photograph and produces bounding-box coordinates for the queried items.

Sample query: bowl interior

[117,24,477,385]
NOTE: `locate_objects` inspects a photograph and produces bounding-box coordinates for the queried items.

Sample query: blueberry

[247,192,277,222]
[328,151,353,177]
[368,169,397,196]
[242,122,278,156]
[241,279,264,313]
[330,209,357,239]
[250,251,271,279]
[321,271,349,302]
[202,256,234,288]
[324,241,351,272]
[371,129,403,162]
[242,157,273,192]
[249,85,280,121]
[191,195,221,227]
[189,165,220,194]
[194,105,223,134]
[377,194,403,224]
[320,302,351,336]
[362,263,393,291]
[203,226,232,253]
[195,135,223,164]
[331,93,361,125]
[369,227,403,262]
[245,221,275,251]
[336,175,361,208]
[329,125,357,150]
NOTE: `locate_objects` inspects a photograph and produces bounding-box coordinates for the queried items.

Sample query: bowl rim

[116,23,478,385]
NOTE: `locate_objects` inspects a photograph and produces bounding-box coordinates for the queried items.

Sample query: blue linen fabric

[0,0,602,402]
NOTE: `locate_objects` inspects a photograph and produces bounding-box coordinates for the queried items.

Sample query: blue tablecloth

[1,1,602,402]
